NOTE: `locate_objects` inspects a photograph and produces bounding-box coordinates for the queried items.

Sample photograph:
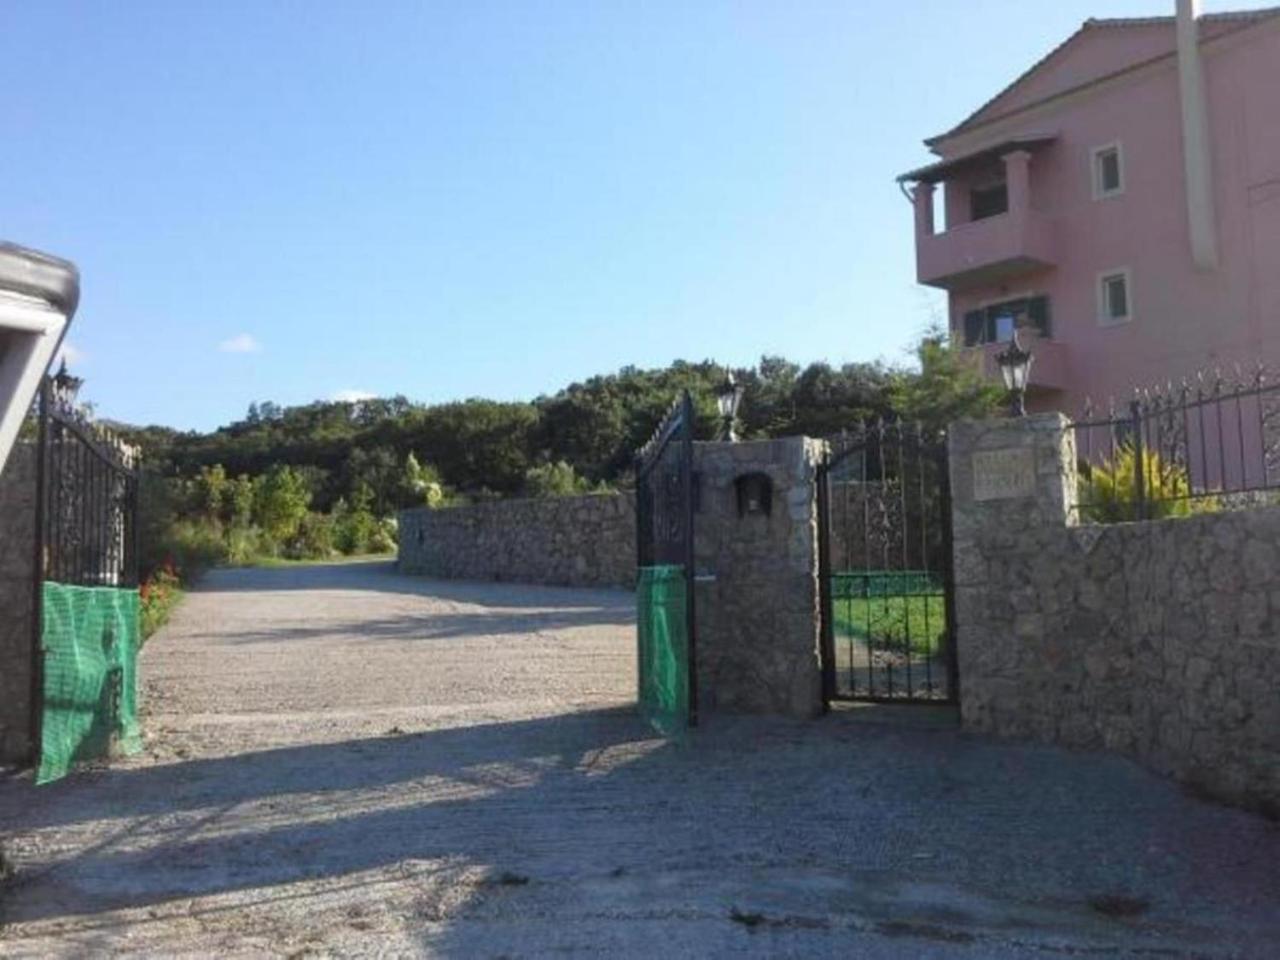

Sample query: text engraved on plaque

[972,448,1036,501]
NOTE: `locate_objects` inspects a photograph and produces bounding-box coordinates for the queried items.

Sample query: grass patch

[831,593,947,657]
[237,551,396,569]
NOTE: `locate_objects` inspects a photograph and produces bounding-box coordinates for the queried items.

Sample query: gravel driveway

[1,560,1277,957]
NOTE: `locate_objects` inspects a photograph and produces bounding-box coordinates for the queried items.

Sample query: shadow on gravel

[5,707,1280,952]
[4,707,665,922]
[14,707,647,834]
[211,605,635,646]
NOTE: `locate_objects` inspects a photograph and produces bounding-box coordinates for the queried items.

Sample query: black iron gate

[817,421,957,704]
[30,371,140,761]
[633,391,697,731]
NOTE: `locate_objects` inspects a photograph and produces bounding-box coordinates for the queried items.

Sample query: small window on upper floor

[959,295,1051,347]
[1092,143,1124,199]
[1098,269,1132,325]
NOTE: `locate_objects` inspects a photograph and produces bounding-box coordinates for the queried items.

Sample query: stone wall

[398,493,635,588]
[0,445,36,765]
[950,414,1280,815]
[692,438,824,718]
[396,439,826,719]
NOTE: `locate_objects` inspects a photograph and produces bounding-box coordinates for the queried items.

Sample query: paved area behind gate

[1,560,1277,957]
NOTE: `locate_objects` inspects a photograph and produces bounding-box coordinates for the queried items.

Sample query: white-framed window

[1097,268,1133,325]
[1092,142,1124,199]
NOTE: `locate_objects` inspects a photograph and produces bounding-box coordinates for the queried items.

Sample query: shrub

[1079,444,1218,523]
[252,465,312,543]
[158,519,228,575]
[288,512,336,560]
[368,517,398,554]
[523,460,593,498]
[140,562,182,640]
[224,524,276,564]
[331,497,378,555]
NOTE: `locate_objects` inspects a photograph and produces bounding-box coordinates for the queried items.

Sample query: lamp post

[994,331,1033,417]
[51,358,83,409]
[715,369,745,441]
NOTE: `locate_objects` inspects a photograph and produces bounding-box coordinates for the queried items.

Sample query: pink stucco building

[899,2,1280,415]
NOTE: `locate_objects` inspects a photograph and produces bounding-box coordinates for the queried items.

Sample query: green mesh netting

[37,582,142,785]
[831,571,944,599]
[637,565,689,737]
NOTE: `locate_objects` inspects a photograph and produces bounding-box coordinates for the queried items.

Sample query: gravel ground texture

[1,559,1278,958]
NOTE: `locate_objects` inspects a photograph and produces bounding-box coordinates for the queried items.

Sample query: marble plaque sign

[972,447,1036,501]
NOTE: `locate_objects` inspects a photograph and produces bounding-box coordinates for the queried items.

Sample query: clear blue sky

[3,1,1269,430]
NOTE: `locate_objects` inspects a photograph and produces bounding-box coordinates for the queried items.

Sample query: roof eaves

[1088,7,1280,28]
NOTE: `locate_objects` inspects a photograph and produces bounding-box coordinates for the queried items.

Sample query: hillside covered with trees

[125,337,1001,578]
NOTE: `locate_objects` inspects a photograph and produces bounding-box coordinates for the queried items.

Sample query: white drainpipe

[1176,0,1220,270]
[0,244,79,474]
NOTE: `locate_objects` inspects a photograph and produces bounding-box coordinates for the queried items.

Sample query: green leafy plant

[1079,444,1217,523]
[224,524,273,565]
[288,512,336,560]
[252,465,312,543]
[331,492,379,555]
[368,517,398,554]
[140,563,182,640]
[523,460,595,498]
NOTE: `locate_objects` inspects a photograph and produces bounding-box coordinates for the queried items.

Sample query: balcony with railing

[901,138,1058,291]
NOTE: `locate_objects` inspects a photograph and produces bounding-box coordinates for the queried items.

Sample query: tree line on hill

[122,336,1002,576]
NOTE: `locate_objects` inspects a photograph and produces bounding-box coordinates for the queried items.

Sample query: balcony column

[1002,150,1032,217]
[912,181,935,239]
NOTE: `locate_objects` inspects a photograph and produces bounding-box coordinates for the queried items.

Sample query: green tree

[252,465,311,544]
[402,452,445,508]
[332,491,378,554]
[523,460,593,498]
[227,474,255,527]
[889,332,1004,434]
[193,464,228,520]
[785,360,894,438]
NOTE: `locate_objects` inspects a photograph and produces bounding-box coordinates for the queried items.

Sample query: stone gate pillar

[946,413,1076,733]
[691,437,825,718]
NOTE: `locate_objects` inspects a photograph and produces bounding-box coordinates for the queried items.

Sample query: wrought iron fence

[633,391,698,729]
[35,375,141,587]
[1073,367,1280,523]
[817,419,957,703]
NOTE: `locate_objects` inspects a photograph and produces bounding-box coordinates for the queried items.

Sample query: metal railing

[34,376,140,587]
[1073,367,1280,523]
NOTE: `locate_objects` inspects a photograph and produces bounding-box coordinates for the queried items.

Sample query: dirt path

[1,560,1278,958]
